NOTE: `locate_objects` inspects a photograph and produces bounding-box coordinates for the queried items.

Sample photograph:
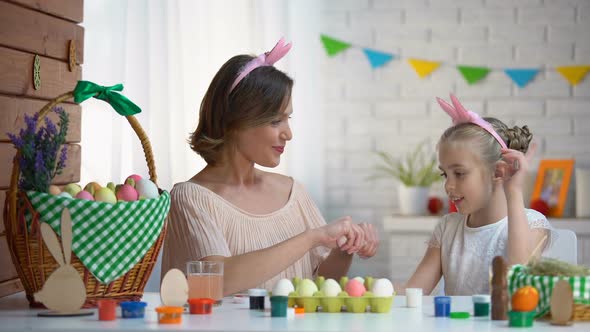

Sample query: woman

[161,39,379,295]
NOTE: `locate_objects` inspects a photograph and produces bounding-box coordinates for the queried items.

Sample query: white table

[1,292,589,331]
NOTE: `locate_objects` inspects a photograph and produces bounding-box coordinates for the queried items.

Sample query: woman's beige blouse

[161,180,330,291]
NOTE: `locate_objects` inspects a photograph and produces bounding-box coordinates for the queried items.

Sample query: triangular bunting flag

[362,48,394,68]
[504,68,540,88]
[408,59,440,78]
[556,65,590,86]
[457,66,490,85]
[320,34,351,57]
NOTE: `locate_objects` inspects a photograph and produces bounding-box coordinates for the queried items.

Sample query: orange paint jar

[155,306,183,324]
[188,298,215,314]
[97,299,116,321]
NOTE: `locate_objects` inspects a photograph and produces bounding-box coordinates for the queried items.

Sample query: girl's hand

[500,148,529,193]
[316,216,365,254]
[356,222,379,259]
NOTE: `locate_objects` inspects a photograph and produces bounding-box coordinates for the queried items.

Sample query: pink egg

[126,174,142,183]
[116,184,138,201]
[75,190,94,201]
[345,279,366,297]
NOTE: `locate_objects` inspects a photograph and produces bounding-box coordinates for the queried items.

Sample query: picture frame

[530,159,575,217]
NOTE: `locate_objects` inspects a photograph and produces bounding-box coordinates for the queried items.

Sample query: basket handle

[5,90,158,237]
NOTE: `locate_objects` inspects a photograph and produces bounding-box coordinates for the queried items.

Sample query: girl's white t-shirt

[428,209,552,295]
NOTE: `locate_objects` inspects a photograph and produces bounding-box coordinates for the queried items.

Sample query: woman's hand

[500,148,529,194]
[315,216,365,254]
[356,222,379,259]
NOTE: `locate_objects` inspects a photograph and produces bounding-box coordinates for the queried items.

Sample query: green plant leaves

[369,141,442,187]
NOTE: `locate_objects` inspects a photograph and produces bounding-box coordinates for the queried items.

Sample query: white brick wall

[319,0,590,277]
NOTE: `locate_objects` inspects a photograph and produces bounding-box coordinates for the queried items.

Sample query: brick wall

[319,0,590,277]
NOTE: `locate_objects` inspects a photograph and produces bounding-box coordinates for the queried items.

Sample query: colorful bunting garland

[320,34,589,88]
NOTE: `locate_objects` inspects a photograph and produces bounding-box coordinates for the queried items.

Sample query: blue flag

[363,48,394,68]
[504,69,540,88]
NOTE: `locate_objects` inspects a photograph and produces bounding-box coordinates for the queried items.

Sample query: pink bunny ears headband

[229,37,292,93]
[436,94,508,149]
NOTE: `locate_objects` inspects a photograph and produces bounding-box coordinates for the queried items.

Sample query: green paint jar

[270,296,288,317]
[472,294,491,317]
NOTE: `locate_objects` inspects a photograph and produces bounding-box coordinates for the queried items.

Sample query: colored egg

[48,185,61,195]
[94,187,117,204]
[126,174,142,186]
[116,184,138,202]
[320,279,342,297]
[345,279,366,297]
[75,190,94,201]
[297,279,318,297]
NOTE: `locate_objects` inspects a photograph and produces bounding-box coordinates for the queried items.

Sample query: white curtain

[82,0,324,209]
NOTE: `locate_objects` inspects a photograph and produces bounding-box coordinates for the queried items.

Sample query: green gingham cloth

[508,264,590,318]
[26,190,170,284]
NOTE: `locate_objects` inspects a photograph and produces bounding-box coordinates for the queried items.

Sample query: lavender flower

[6,107,69,192]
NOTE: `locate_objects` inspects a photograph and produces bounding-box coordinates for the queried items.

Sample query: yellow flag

[556,65,590,86]
[408,59,441,78]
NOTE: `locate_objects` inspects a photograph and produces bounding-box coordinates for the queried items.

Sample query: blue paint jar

[120,301,147,318]
[434,296,451,317]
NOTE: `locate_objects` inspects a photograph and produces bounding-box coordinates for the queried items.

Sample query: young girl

[403,94,553,296]
[161,38,378,295]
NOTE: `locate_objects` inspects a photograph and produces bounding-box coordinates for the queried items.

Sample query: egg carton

[287,294,395,313]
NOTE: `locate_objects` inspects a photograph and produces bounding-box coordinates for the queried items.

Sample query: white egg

[371,278,394,297]
[320,279,342,297]
[272,278,294,296]
[135,179,159,199]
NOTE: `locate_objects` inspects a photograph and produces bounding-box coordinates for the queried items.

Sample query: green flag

[320,34,351,57]
[457,66,490,85]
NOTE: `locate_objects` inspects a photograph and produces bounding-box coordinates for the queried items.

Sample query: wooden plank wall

[0,0,83,298]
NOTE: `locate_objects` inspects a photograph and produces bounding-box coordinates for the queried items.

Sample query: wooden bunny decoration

[35,208,87,315]
[550,280,574,326]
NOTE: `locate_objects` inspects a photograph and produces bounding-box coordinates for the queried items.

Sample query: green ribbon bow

[73,81,141,116]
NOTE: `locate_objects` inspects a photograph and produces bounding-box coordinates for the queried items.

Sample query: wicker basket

[508,264,590,321]
[3,91,167,308]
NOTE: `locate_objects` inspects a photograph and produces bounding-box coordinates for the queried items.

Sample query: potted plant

[369,141,442,215]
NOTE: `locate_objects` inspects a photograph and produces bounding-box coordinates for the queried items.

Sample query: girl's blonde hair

[439,117,533,168]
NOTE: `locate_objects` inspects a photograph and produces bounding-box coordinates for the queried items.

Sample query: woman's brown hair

[190,55,294,165]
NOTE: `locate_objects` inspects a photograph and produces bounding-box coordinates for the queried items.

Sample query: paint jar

[287,307,296,318]
[248,289,267,310]
[188,298,215,314]
[434,296,451,317]
[406,288,423,308]
[119,301,147,318]
[270,296,288,317]
[97,299,116,321]
[472,294,491,317]
[155,306,184,324]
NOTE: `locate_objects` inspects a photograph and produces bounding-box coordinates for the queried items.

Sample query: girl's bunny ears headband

[436,94,508,149]
[229,37,292,93]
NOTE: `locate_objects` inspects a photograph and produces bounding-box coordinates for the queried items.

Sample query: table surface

[0,292,588,332]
